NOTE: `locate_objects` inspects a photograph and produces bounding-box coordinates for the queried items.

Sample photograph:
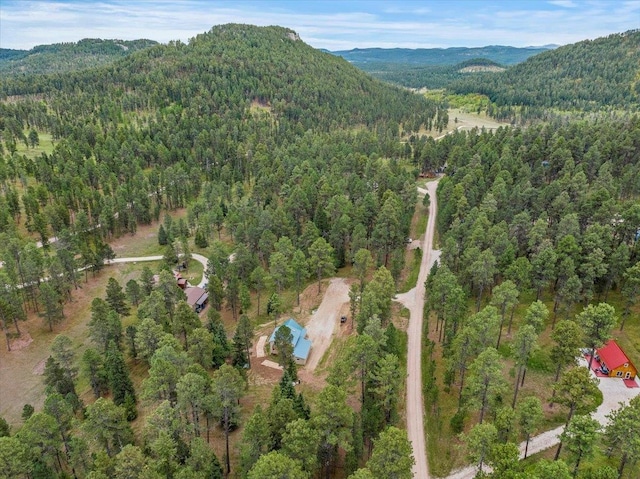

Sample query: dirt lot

[303,278,350,371]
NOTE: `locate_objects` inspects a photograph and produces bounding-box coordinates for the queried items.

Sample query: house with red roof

[596,340,637,380]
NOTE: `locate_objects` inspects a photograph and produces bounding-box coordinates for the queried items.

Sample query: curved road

[108,253,210,288]
[395,179,440,479]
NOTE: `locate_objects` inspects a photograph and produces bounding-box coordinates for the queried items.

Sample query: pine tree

[140,266,155,296]
[158,224,168,246]
[106,277,130,316]
[105,341,136,413]
[194,228,208,248]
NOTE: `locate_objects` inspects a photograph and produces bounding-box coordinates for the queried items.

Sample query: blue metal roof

[269,318,310,360]
[294,337,312,361]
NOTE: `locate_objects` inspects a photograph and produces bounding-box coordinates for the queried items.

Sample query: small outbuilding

[269,318,312,366]
[596,340,637,380]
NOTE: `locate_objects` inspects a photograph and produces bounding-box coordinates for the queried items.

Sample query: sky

[1,0,639,51]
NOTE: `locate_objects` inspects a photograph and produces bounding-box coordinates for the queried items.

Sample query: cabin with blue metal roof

[269,318,312,366]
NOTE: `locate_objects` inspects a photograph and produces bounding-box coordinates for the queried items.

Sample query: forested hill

[332,45,550,66]
[0,23,443,249]
[1,24,438,133]
[450,29,640,110]
[0,38,158,75]
[363,58,505,90]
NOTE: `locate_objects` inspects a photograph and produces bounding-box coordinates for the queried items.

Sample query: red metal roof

[598,340,630,370]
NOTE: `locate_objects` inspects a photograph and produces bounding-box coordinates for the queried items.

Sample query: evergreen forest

[0,24,438,479]
[0,22,639,479]
[0,38,159,76]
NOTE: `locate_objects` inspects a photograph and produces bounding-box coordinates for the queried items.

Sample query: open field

[0,261,160,424]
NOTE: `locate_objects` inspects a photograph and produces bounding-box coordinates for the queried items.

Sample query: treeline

[0,38,158,76]
[353,59,503,90]
[423,116,640,477]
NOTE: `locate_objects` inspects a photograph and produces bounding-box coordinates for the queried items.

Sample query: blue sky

[2,0,639,51]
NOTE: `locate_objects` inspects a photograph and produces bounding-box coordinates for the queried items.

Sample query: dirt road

[304,278,350,371]
[395,179,440,479]
[108,253,209,288]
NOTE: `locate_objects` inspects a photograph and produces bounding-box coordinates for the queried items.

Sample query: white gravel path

[255,335,267,359]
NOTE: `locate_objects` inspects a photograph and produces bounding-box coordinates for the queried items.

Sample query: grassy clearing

[109,209,188,258]
[11,131,56,159]
[181,258,204,286]
[0,262,158,425]
[400,248,422,293]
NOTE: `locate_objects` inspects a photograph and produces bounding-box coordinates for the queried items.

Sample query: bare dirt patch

[251,278,353,392]
[9,332,33,351]
[31,358,46,375]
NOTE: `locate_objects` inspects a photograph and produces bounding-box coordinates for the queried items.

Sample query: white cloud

[1,0,639,51]
[548,0,578,7]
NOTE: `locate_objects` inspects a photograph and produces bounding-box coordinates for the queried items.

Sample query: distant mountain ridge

[450,29,640,110]
[331,45,552,67]
[0,38,158,75]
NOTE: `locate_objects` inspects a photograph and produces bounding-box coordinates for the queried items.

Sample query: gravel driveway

[303,277,350,371]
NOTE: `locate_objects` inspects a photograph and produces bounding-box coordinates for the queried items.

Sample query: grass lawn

[109,209,188,258]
